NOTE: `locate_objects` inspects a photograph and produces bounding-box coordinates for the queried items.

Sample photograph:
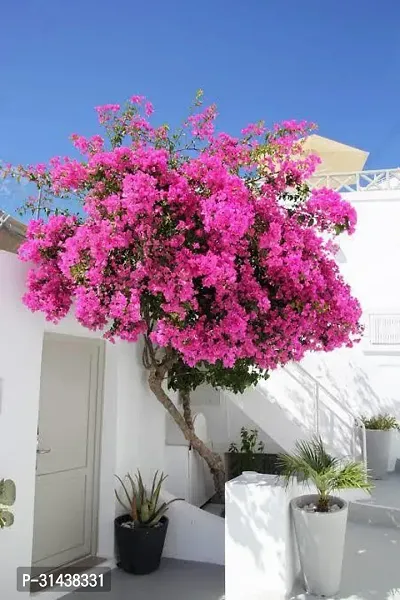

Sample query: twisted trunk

[149,367,225,500]
[180,389,194,432]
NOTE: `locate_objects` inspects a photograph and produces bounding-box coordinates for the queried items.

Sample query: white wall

[0,252,222,600]
[162,490,224,565]
[225,474,369,600]
[340,190,400,312]
[297,189,400,466]
[191,385,283,455]
[0,251,44,600]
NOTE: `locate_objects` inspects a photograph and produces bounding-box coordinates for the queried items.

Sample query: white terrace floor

[64,475,400,600]
[291,520,400,600]
[292,473,400,600]
[65,558,225,600]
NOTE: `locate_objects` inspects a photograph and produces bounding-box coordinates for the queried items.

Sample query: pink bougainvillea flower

[14,93,361,376]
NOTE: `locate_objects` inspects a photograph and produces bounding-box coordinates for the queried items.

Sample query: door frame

[33,332,106,565]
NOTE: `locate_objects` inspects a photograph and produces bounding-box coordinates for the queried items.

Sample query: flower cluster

[15,93,362,381]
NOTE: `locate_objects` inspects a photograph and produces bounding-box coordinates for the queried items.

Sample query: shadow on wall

[258,368,356,459]
[304,349,400,418]
[225,477,299,597]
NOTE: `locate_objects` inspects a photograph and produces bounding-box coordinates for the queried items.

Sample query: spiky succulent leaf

[136,471,146,508]
[150,470,159,499]
[126,473,139,520]
[114,489,131,514]
[150,472,168,514]
[140,500,150,523]
[114,470,182,526]
[147,498,184,526]
[114,475,133,511]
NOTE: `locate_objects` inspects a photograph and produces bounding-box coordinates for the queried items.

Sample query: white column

[225,473,300,600]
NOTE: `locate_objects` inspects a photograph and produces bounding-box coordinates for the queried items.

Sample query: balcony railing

[308,168,400,192]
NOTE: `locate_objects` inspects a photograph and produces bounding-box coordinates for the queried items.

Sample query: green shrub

[361,414,399,431]
[229,427,265,454]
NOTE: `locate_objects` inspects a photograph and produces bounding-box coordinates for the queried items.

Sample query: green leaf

[0,479,16,506]
[114,475,133,512]
[147,498,184,526]
[277,436,372,505]
[0,509,13,528]
[361,413,399,431]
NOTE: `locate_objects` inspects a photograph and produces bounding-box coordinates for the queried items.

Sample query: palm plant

[115,470,181,527]
[277,437,372,512]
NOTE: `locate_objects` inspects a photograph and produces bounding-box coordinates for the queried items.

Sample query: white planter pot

[291,494,348,597]
[365,429,392,479]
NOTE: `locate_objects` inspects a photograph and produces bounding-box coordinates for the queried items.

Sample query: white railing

[0,212,10,228]
[284,363,367,468]
[308,168,400,192]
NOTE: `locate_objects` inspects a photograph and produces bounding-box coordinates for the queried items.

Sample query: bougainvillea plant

[2,91,362,493]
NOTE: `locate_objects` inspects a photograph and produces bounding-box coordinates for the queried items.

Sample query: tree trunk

[149,368,225,501]
[180,389,194,432]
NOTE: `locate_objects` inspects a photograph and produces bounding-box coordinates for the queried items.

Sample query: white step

[349,472,400,528]
[356,472,400,508]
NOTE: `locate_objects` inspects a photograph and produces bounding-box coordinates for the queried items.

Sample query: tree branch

[180,389,194,432]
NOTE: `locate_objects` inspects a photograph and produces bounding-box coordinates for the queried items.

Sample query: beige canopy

[303,134,369,174]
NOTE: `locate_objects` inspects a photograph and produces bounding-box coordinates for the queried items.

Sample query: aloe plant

[0,479,16,528]
[115,470,181,527]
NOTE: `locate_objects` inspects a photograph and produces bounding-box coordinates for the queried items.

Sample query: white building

[2,140,400,599]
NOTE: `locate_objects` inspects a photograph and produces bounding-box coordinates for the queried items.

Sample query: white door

[32,334,104,571]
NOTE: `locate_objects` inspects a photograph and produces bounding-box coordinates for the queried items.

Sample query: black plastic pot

[224,452,283,481]
[115,514,169,575]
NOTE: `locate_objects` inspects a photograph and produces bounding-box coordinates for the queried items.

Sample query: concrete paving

[291,520,400,600]
[65,558,225,600]
[362,472,400,508]
[66,476,400,600]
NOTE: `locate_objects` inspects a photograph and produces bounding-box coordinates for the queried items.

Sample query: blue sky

[1,0,400,215]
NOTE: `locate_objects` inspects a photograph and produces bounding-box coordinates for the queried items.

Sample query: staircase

[225,361,367,465]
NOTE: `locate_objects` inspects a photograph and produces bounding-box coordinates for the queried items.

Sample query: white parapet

[225,473,300,600]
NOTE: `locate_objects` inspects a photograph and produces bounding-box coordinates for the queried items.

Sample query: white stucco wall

[340,190,400,312]
[298,190,400,465]
[0,252,44,600]
[190,384,283,455]
[0,252,222,600]
[225,474,369,600]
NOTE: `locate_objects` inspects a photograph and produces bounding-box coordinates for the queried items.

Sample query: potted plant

[361,413,399,480]
[226,426,283,480]
[278,437,371,597]
[114,470,181,575]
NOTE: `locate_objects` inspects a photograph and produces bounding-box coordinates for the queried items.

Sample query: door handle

[37,448,51,454]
